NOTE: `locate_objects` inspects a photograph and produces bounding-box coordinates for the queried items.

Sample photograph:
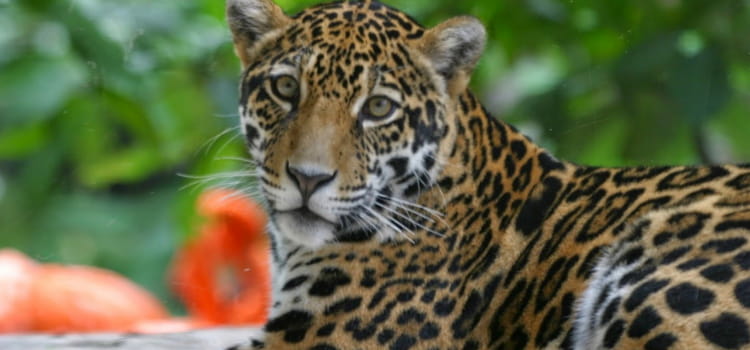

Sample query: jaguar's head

[227,0,485,248]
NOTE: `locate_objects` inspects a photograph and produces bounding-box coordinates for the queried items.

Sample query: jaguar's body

[225,0,750,349]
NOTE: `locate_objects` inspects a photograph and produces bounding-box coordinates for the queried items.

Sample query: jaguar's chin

[273,208,337,249]
[272,205,382,248]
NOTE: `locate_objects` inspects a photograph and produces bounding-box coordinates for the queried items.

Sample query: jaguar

[224,0,750,348]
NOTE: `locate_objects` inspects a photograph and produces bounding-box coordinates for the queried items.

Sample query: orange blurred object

[0,249,37,333]
[0,189,270,334]
[0,249,168,334]
[31,264,168,332]
[170,189,270,326]
[130,317,212,334]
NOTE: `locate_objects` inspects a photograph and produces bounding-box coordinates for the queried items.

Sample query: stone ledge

[0,327,257,350]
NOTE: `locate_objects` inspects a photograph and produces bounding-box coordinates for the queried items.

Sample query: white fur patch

[572,241,647,350]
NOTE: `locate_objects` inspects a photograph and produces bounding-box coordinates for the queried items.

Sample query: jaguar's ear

[227,0,291,68]
[418,16,486,94]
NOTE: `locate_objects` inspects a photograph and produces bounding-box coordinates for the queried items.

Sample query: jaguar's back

[225,0,750,349]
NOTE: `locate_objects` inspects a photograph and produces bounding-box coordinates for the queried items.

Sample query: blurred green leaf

[0,56,85,126]
[615,33,679,81]
[131,71,216,166]
[666,47,729,126]
[78,146,163,188]
[572,115,627,166]
[713,99,750,160]
[0,122,49,158]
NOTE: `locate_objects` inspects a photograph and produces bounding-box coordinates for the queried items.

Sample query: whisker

[215,189,252,203]
[375,203,444,237]
[375,193,444,217]
[178,170,259,180]
[387,200,448,229]
[347,211,380,234]
[350,209,380,237]
[177,168,260,194]
[410,166,449,209]
[214,156,259,166]
[363,206,415,244]
[197,126,241,155]
[376,192,450,232]
[424,153,461,171]
[213,131,244,155]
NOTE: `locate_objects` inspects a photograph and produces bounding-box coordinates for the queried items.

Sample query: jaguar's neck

[423,91,575,237]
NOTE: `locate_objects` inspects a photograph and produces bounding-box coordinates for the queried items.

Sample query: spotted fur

[225,0,750,349]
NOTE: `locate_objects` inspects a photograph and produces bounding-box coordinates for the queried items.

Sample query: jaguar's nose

[286,163,337,204]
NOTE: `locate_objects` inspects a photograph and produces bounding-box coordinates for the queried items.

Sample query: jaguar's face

[228,0,485,248]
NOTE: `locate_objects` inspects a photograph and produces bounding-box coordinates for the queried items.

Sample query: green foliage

[0,0,748,312]
[0,0,244,311]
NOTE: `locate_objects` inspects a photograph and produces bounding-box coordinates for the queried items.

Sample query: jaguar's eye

[361,96,397,120]
[272,75,299,100]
